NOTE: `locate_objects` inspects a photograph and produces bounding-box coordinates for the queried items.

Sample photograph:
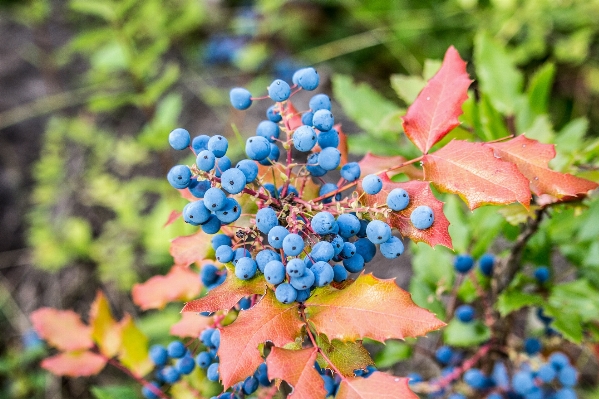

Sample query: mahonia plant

[30,47,598,399]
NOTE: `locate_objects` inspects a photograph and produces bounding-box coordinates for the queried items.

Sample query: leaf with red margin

[41,351,107,377]
[422,140,531,210]
[164,210,182,227]
[402,46,472,154]
[285,101,304,132]
[304,274,445,342]
[170,313,213,338]
[30,308,93,351]
[89,291,121,357]
[182,268,266,313]
[359,175,452,249]
[170,230,212,268]
[132,266,201,310]
[336,372,418,399]
[486,135,598,199]
[357,153,423,180]
[218,290,303,389]
[266,347,326,399]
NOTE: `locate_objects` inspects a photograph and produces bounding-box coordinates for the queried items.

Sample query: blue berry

[354,238,376,263]
[188,179,211,198]
[162,365,181,384]
[215,156,232,177]
[558,365,577,387]
[201,214,222,234]
[386,188,410,211]
[210,329,221,349]
[448,394,466,399]
[243,376,259,395]
[295,288,311,302]
[340,242,356,258]
[293,125,317,152]
[550,352,570,370]
[142,382,161,399]
[317,128,339,148]
[319,183,341,203]
[235,257,257,280]
[407,373,423,384]
[207,362,220,381]
[167,165,192,189]
[268,226,290,249]
[236,159,258,183]
[337,214,360,238]
[455,305,475,322]
[200,328,215,347]
[312,109,334,131]
[318,147,341,171]
[278,184,298,197]
[479,253,495,276]
[256,207,279,234]
[212,234,232,250]
[464,368,488,390]
[259,143,280,165]
[311,212,336,235]
[196,150,216,171]
[524,337,542,355]
[177,355,196,375]
[343,254,365,273]
[301,111,314,126]
[230,88,252,110]
[362,174,383,195]
[312,261,334,286]
[220,168,247,194]
[215,198,241,224]
[331,235,345,255]
[306,153,327,177]
[296,67,319,90]
[537,364,556,383]
[454,254,474,274]
[266,106,282,122]
[268,79,291,102]
[167,341,186,358]
[309,94,331,111]
[333,264,348,282]
[311,241,335,262]
[256,249,281,272]
[204,187,227,211]
[322,375,336,396]
[192,134,210,153]
[410,205,434,229]
[256,120,280,142]
[169,128,191,150]
[264,260,286,285]
[149,345,168,366]
[512,370,535,394]
[233,248,251,266]
[290,268,315,290]
[275,283,298,304]
[534,266,550,283]
[200,264,220,286]
[254,363,271,386]
[554,388,577,399]
[246,136,271,161]
[208,135,229,158]
[366,220,391,244]
[380,236,404,259]
[283,233,304,256]
[286,258,306,277]
[340,162,361,182]
[238,296,252,310]
[435,346,453,365]
[183,200,211,225]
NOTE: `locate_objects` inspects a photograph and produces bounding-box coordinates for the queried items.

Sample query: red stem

[431,343,492,390]
[105,357,171,399]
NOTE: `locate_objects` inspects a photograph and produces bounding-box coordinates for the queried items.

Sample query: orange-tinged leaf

[182,268,266,313]
[41,351,107,377]
[164,210,182,227]
[357,153,423,180]
[285,101,303,132]
[89,291,122,357]
[170,230,212,268]
[266,347,326,399]
[179,188,199,202]
[117,315,153,378]
[315,334,373,377]
[170,312,213,338]
[132,266,201,310]
[219,291,303,389]
[402,46,472,153]
[30,308,93,351]
[487,135,598,199]
[336,372,417,399]
[336,124,349,167]
[423,140,531,210]
[359,175,452,249]
[305,274,445,342]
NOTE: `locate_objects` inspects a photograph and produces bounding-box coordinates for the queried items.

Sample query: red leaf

[30,308,93,351]
[266,347,326,399]
[132,266,201,310]
[336,124,349,167]
[336,372,417,399]
[218,291,303,389]
[422,140,531,210]
[170,313,213,338]
[41,351,107,377]
[402,46,472,153]
[487,135,598,199]
[179,188,199,202]
[357,153,423,180]
[359,175,452,249]
[181,269,266,313]
[305,274,445,342]
[286,101,304,132]
[170,230,212,268]
[164,210,182,227]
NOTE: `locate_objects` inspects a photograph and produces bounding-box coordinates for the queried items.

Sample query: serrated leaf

[315,334,373,377]
[390,74,425,105]
[90,291,122,357]
[164,210,182,227]
[336,372,417,399]
[218,290,303,389]
[487,135,598,199]
[170,230,212,268]
[170,313,213,338]
[402,46,472,153]
[117,315,152,378]
[132,266,201,310]
[30,308,93,351]
[423,140,531,210]
[305,274,445,342]
[357,153,423,180]
[266,347,326,399]
[41,351,106,377]
[443,319,490,348]
[359,175,452,249]
[373,341,412,368]
[181,268,266,313]
[496,290,543,316]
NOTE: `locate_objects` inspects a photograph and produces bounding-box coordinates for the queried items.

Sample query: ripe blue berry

[142,382,161,399]
[319,183,341,203]
[337,214,360,238]
[318,147,341,171]
[214,155,231,177]
[464,368,488,390]
[340,242,356,258]
[210,329,221,349]
[235,257,257,280]
[311,212,336,235]
[534,266,550,283]
[296,288,311,302]
[256,120,280,142]
[264,260,286,285]
[479,253,495,276]
[169,128,191,150]
[455,305,475,323]
[311,241,335,262]
[268,226,290,249]
[537,364,556,383]
[386,188,410,211]
[301,111,314,126]
[366,220,391,244]
[183,200,211,225]
[207,135,228,157]
[340,163,360,183]
[167,341,186,358]
[290,268,315,290]
[333,264,348,282]
[192,135,210,153]
[220,168,247,194]
[306,152,327,177]
[454,254,474,274]
[236,159,258,183]
[212,234,232,250]
[435,346,453,365]
[188,178,211,198]
[268,79,291,102]
[343,253,365,273]
[292,125,317,152]
[200,264,220,286]
[201,214,222,234]
[296,67,319,90]
[558,366,578,387]
[380,236,404,259]
[149,345,168,366]
[256,207,279,234]
[549,352,570,370]
[230,88,252,110]
[207,362,220,381]
[275,283,297,304]
[238,296,252,310]
[196,150,216,171]
[256,250,281,273]
[167,165,192,189]
[286,258,306,277]
[204,187,227,211]
[354,238,376,263]
[177,355,196,375]
[362,174,383,195]
[410,205,434,229]
[524,337,541,355]
[312,109,334,131]
[243,376,260,395]
[282,233,304,256]
[317,128,339,148]
[512,370,534,394]
[266,106,282,122]
[259,142,280,165]
[245,136,271,161]
[233,248,250,266]
[196,351,213,369]
[312,261,334,286]
[309,94,331,111]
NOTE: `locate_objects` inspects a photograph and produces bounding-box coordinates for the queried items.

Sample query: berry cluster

[142,340,197,398]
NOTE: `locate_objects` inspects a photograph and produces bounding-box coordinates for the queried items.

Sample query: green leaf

[92,385,139,399]
[457,277,479,304]
[477,94,510,141]
[70,0,116,21]
[496,290,543,316]
[549,280,599,323]
[315,334,373,376]
[390,74,425,105]
[527,63,556,116]
[544,306,583,343]
[474,33,523,115]
[374,340,412,368]
[409,277,446,320]
[443,319,490,347]
[444,196,470,254]
[524,115,554,144]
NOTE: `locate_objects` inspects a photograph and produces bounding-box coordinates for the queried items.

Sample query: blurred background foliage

[1,0,599,397]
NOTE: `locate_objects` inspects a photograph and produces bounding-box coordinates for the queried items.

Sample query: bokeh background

[2,0,599,397]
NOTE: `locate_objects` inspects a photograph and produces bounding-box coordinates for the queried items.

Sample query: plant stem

[105,357,171,399]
